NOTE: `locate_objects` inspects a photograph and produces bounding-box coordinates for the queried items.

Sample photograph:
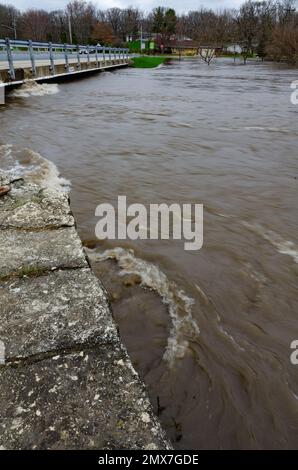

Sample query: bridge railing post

[77,45,81,70]
[64,44,69,72]
[49,42,55,76]
[87,45,90,65]
[109,47,111,62]
[5,37,15,81]
[28,40,36,77]
[95,45,99,68]
[114,48,117,61]
[103,46,105,63]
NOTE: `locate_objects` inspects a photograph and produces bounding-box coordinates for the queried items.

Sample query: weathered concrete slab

[0,171,171,450]
[0,269,118,359]
[0,180,74,229]
[0,345,168,450]
[0,227,88,278]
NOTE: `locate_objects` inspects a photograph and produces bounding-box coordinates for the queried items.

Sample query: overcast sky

[7,0,247,14]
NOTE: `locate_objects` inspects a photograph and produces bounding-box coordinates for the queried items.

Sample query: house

[225,44,242,54]
[163,38,199,56]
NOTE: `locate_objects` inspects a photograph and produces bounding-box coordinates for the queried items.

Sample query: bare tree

[266,9,298,64]
[198,46,216,65]
[20,9,52,41]
[106,8,122,40]
[67,1,97,44]
[237,0,259,62]
[0,3,20,39]
[47,10,68,43]
[122,7,142,42]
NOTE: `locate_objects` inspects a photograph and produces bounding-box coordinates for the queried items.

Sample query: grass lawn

[131,56,168,68]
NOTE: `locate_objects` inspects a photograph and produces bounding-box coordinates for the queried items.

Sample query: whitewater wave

[0,144,70,192]
[243,221,298,264]
[87,246,200,366]
[11,82,60,98]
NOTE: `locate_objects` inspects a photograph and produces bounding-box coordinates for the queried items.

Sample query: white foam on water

[243,221,298,264]
[0,143,13,159]
[0,144,70,192]
[195,283,210,304]
[87,246,200,366]
[24,149,71,192]
[11,82,60,98]
[218,324,246,352]
[217,126,292,134]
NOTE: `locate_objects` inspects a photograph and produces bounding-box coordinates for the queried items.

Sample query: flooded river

[1,58,298,449]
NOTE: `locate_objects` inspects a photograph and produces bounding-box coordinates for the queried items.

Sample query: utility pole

[68,13,73,44]
[13,18,16,39]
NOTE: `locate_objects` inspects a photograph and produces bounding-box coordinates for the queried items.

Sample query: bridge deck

[0,56,106,71]
[0,40,131,87]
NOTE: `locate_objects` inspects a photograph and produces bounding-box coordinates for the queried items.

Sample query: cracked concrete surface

[0,227,88,278]
[0,174,171,450]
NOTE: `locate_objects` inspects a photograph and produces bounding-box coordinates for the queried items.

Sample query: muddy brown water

[1,58,298,449]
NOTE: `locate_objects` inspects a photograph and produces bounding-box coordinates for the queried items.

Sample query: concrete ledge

[0,174,171,450]
[0,227,88,278]
[0,60,132,87]
[0,346,168,450]
[0,269,118,359]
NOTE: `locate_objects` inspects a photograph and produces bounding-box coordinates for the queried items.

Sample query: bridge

[0,39,131,88]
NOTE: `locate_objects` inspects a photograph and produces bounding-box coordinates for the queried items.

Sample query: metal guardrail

[0,38,130,81]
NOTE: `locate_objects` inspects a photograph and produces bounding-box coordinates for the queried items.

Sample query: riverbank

[131,56,168,68]
[0,171,171,450]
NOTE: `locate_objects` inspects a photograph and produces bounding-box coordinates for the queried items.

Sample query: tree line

[0,0,297,64]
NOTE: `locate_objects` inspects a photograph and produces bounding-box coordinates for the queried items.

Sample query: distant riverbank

[131,56,168,68]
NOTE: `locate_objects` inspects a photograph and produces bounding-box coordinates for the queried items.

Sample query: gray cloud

[10,0,245,13]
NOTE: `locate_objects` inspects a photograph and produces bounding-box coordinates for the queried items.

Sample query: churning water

[1,58,298,449]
